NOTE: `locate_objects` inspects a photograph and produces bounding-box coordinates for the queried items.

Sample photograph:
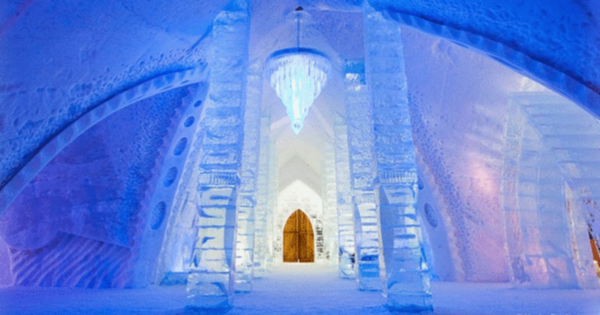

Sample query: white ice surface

[0,263,599,314]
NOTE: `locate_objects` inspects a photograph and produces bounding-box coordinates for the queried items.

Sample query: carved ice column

[266,139,278,271]
[254,114,271,278]
[234,62,262,293]
[364,8,432,312]
[322,144,339,264]
[344,61,382,291]
[334,115,356,278]
[186,1,249,310]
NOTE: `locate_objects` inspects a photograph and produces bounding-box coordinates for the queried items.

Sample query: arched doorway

[283,210,314,263]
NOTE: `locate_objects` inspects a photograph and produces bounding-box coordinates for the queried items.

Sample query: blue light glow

[266,48,331,134]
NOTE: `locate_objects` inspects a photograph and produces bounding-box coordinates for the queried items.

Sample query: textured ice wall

[403,27,527,282]
[0,87,188,287]
[0,0,228,196]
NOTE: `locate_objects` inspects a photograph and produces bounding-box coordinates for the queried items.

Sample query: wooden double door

[283,210,314,263]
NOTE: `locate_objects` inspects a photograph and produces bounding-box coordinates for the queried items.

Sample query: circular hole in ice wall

[417,176,424,190]
[184,116,195,127]
[173,138,187,156]
[194,100,202,108]
[151,202,167,230]
[424,203,438,228]
[163,167,178,187]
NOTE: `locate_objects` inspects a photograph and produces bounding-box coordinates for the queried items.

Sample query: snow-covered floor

[1,263,600,314]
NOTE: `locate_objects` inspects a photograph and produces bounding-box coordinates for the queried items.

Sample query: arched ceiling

[1,0,599,217]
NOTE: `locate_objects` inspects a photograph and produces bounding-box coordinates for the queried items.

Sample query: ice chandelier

[265,9,331,134]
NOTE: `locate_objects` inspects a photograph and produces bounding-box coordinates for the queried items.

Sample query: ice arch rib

[0,67,209,218]
[370,0,600,118]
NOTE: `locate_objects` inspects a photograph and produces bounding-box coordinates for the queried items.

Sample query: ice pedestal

[364,8,432,312]
[345,61,381,291]
[334,116,357,278]
[186,0,249,310]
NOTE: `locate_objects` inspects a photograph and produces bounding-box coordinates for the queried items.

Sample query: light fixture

[265,8,331,134]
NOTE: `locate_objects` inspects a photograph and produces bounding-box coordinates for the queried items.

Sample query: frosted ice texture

[234,63,262,293]
[344,61,381,291]
[364,9,432,312]
[334,116,357,278]
[186,1,249,310]
[502,94,599,289]
[322,145,340,264]
[253,115,272,278]
[266,140,279,271]
[134,84,208,287]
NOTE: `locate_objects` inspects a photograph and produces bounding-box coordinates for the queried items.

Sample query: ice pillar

[344,61,382,291]
[254,114,271,278]
[334,115,356,278]
[186,1,249,310]
[266,139,278,270]
[322,144,339,264]
[364,8,433,312]
[234,63,262,293]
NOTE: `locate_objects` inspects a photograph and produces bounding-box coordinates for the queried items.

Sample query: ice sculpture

[344,61,381,291]
[234,62,263,293]
[334,115,356,278]
[186,0,249,310]
[502,93,598,289]
[364,8,432,312]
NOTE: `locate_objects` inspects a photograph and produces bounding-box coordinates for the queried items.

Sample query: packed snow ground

[1,263,599,314]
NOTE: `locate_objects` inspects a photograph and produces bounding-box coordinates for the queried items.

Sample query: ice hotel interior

[1,0,600,314]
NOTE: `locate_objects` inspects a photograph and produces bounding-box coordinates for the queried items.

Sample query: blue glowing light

[266,48,331,134]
